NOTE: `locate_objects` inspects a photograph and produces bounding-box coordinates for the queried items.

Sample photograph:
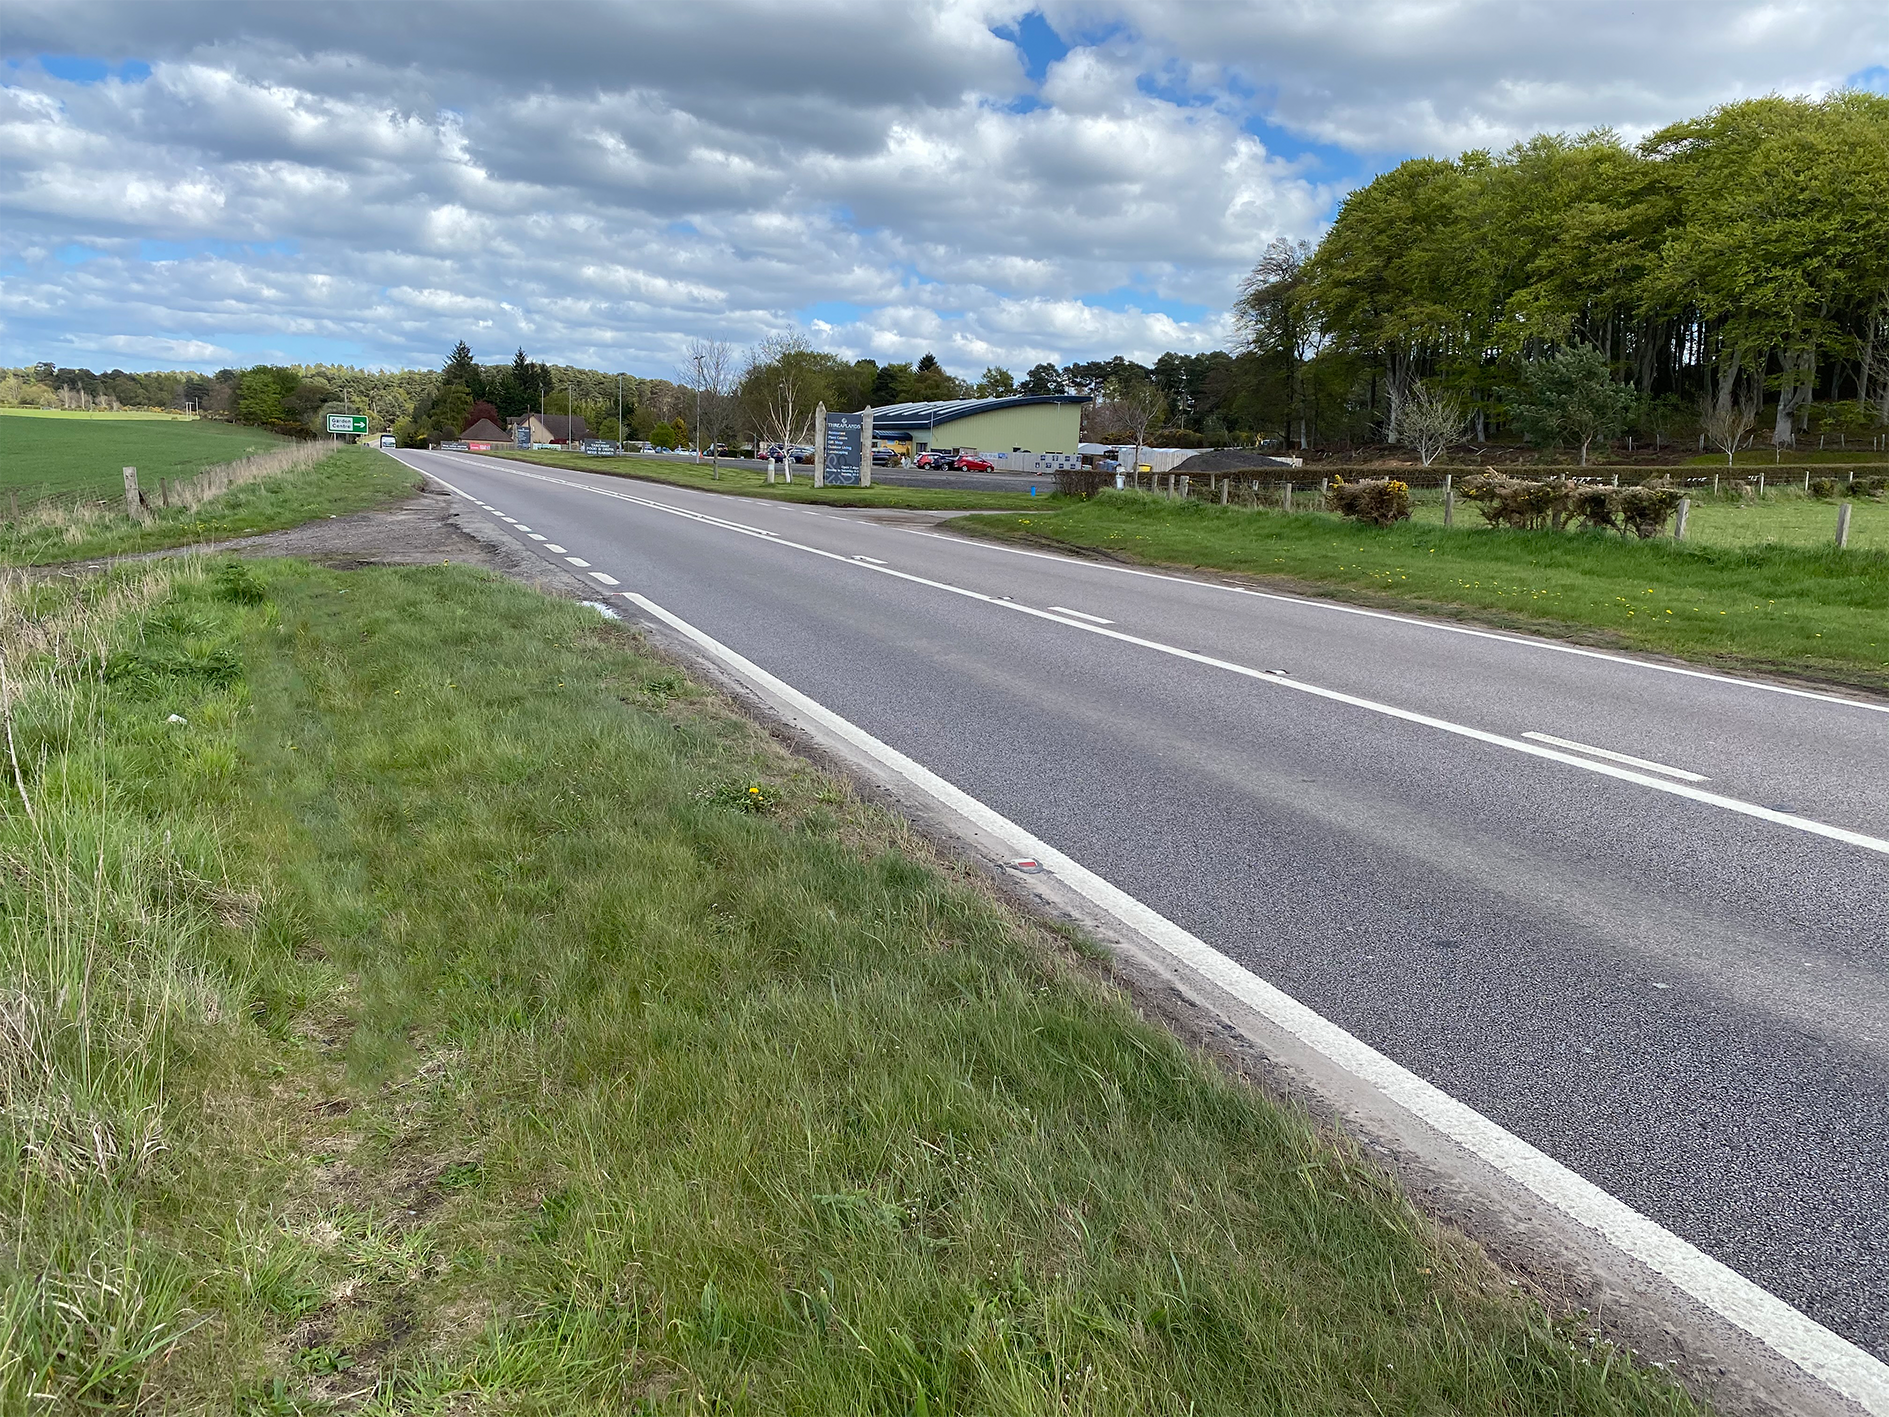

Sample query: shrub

[1055,465,1110,499]
[1809,477,1837,499]
[1847,476,1885,499]
[1326,476,1410,526]
[1614,479,1682,538]
[1460,472,1573,530]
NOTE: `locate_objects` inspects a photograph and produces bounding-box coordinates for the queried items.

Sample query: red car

[957,454,995,472]
[914,450,954,469]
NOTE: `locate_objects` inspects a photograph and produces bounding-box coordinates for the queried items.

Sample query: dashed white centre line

[564,556,591,567]
[1049,605,1114,625]
[1522,732,1709,782]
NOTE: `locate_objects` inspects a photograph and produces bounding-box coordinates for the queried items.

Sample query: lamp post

[617,373,623,454]
[691,352,704,464]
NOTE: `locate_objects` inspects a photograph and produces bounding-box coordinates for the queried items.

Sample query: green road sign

[326,414,370,434]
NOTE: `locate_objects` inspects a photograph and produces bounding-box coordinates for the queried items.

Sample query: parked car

[871,446,895,465]
[914,450,957,469]
[957,454,995,472]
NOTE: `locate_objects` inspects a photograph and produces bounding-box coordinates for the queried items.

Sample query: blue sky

[2,2,1883,378]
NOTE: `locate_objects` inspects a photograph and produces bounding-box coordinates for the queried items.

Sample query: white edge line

[1523,731,1709,782]
[897,527,1889,717]
[412,457,1889,860]
[588,571,621,586]
[1048,605,1114,625]
[620,586,1889,1414]
[620,588,1887,1408]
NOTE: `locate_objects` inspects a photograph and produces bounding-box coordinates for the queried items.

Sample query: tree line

[1242,90,1889,457]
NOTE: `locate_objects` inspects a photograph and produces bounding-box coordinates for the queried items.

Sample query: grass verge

[953,492,1889,691]
[0,410,296,508]
[492,448,1053,510]
[2,446,419,565]
[0,556,1702,1414]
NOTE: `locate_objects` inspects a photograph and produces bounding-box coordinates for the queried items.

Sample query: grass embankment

[955,493,1889,690]
[0,558,1700,1414]
[493,448,1051,510]
[2,445,418,565]
[0,409,295,508]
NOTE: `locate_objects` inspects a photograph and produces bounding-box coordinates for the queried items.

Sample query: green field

[495,448,1052,510]
[0,557,1700,1415]
[1392,485,1889,552]
[0,445,419,566]
[955,493,1889,691]
[0,408,296,507]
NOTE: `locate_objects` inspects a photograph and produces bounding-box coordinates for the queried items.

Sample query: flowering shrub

[1326,476,1411,526]
[1460,471,1680,537]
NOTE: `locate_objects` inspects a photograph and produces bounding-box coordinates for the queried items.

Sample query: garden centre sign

[813,405,874,488]
[326,414,369,434]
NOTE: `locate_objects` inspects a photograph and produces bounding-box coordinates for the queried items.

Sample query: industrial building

[865,395,1089,457]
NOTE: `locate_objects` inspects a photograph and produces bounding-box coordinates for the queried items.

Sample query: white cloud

[0,1,1881,375]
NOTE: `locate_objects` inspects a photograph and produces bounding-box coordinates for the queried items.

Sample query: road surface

[392,448,1889,1370]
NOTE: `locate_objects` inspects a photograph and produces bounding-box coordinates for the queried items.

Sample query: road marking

[896,529,1889,717]
[853,554,887,565]
[545,544,567,553]
[564,556,590,567]
[528,533,546,541]
[410,461,1889,858]
[1523,732,1709,782]
[588,571,620,586]
[1049,605,1114,624]
[620,587,1889,1415]
[514,524,531,531]
[500,516,517,523]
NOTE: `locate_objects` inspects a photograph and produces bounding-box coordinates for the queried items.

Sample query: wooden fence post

[1674,497,1689,542]
[1179,475,1189,500]
[1220,479,1228,506]
[1443,473,1454,528]
[123,466,141,519]
[1283,482,1293,513]
[1836,501,1851,549]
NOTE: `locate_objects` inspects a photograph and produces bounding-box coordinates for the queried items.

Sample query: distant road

[393,447,1889,1366]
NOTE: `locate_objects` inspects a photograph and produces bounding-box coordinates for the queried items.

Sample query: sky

[2,1,1885,381]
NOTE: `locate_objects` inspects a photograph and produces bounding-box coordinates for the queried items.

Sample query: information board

[822,411,863,486]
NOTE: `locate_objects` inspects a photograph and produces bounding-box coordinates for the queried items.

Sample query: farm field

[0,408,294,507]
[0,555,1702,1415]
[1,444,418,565]
[954,492,1889,691]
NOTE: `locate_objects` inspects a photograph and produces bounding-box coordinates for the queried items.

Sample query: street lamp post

[691,352,704,467]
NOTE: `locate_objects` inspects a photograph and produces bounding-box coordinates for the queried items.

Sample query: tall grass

[4,442,339,544]
[0,563,230,1408]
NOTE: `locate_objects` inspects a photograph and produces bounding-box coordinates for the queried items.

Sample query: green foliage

[1326,476,1412,525]
[1505,346,1640,464]
[1296,92,1889,445]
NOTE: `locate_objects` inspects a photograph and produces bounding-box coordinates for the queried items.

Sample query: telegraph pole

[691,352,704,463]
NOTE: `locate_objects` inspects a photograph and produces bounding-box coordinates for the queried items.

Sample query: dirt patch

[40,484,601,599]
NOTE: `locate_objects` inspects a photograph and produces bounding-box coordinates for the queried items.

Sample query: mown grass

[953,492,1889,690]
[492,448,1053,510]
[0,409,295,508]
[1,446,419,565]
[0,557,1704,1414]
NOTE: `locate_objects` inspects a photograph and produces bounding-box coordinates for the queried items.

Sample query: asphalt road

[394,448,1889,1359]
